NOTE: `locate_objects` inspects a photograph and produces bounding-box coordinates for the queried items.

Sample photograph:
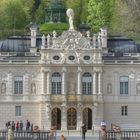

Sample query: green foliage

[87,0,114,32]
[35,0,50,24]
[39,23,69,34]
[0,0,30,29]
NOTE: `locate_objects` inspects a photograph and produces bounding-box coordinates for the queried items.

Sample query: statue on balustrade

[66,8,74,31]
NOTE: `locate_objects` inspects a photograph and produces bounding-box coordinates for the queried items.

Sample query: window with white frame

[121,106,128,116]
[51,72,62,94]
[14,76,23,94]
[15,106,21,116]
[82,72,92,95]
[120,76,129,95]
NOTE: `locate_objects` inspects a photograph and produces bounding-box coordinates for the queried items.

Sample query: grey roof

[0,36,41,55]
[0,36,140,59]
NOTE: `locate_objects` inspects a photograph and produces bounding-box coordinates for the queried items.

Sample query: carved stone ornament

[51,31,93,50]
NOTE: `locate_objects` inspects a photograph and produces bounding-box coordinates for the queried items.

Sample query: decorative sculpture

[42,34,46,47]
[31,83,36,94]
[66,8,74,31]
[1,83,6,94]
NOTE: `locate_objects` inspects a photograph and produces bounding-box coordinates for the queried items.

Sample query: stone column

[61,103,67,130]
[93,71,97,95]
[98,70,102,95]
[77,67,82,95]
[77,103,83,130]
[46,69,51,95]
[62,67,66,95]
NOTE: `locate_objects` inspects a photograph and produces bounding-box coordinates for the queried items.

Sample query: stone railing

[102,130,140,140]
[0,131,52,140]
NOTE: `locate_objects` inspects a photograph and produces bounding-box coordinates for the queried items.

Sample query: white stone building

[0,16,140,132]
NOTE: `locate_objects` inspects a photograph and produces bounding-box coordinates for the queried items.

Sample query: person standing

[16,121,19,131]
[99,121,107,140]
[26,120,30,131]
[50,127,54,140]
[19,120,23,131]
[81,124,87,140]
[11,121,15,131]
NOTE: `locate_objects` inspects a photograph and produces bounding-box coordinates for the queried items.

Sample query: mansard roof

[0,33,140,58]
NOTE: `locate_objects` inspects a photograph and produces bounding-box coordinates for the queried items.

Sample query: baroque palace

[0,9,140,132]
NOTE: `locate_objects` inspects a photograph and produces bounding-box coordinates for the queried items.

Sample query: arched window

[120,76,129,94]
[82,72,92,95]
[51,72,62,94]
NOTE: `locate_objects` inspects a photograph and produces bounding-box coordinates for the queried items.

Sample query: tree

[87,0,113,32]
[0,0,31,30]
[35,0,50,24]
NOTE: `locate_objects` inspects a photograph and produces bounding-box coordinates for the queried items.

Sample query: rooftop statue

[66,8,74,31]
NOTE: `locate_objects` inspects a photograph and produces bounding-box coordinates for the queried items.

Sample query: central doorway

[67,108,77,130]
[83,108,92,129]
[51,108,61,130]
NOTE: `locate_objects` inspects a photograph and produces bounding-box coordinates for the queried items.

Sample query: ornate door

[67,108,77,130]
[51,108,61,130]
[83,108,92,129]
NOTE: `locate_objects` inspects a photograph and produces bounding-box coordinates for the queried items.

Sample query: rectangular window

[82,82,92,94]
[15,106,21,116]
[120,76,129,94]
[121,106,127,116]
[51,82,61,94]
[14,76,23,94]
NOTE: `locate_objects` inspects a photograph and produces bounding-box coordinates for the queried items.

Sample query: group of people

[6,120,33,131]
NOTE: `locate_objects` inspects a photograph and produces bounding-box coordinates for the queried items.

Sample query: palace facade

[0,23,140,132]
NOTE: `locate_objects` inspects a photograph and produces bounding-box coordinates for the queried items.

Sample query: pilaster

[77,67,82,95]
[61,103,67,130]
[93,70,97,95]
[62,67,66,95]
[24,73,29,95]
[46,68,51,95]
[7,72,12,95]
[45,103,51,130]
[77,102,83,130]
